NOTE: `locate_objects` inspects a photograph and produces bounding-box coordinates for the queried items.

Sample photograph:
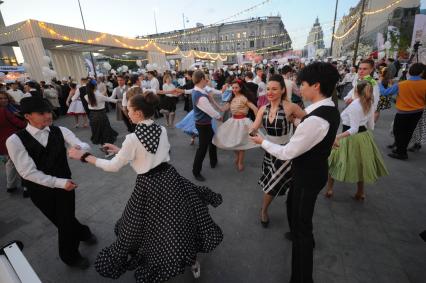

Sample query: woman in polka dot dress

[68,91,223,282]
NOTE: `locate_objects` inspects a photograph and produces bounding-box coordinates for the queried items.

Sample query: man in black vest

[252,62,340,283]
[6,97,96,269]
[77,77,90,116]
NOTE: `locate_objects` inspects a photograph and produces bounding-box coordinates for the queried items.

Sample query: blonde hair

[163,74,172,84]
[355,80,373,114]
[126,86,143,101]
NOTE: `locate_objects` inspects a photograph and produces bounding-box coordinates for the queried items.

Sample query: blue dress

[176,110,217,136]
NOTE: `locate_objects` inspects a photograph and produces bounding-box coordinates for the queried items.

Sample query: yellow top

[230,95,249,115]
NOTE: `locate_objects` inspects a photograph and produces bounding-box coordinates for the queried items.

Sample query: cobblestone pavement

[1,101,425,283]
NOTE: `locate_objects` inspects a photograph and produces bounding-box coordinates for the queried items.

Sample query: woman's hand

[333,137,340,148]
[102,143,120,154]
[250,134,264,145]
[68,148,85,160]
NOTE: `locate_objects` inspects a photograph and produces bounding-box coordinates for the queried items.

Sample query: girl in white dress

[211,79,258,171]
[66,83,88,128]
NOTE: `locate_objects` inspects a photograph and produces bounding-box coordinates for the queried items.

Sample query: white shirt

[95,120,170,173]
[85,91,117,110]
[149,77,160,92]
[261,97,335,161]
[194,86,221,120]
[7,89,24,104]
[6,124,90,189]
[344,76,380,112]
[122,85,157,107]
[341,98,374,135]
[253,76,262,85]
[162,83,176,97]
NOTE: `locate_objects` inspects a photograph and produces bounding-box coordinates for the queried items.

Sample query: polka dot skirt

[95,164,223,282]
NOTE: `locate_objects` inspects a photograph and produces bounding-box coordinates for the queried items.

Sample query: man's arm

[6,135,69,189]
[60,126,91,151]
[197,96,221,119]
[260,116,329,160]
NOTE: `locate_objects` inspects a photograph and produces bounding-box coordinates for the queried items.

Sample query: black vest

[16,126,72,189]
[79,86,90,114]
[293,105,340,174]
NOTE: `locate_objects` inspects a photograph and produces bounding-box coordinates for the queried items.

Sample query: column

[49,50,86,81]
[18,37,49,82]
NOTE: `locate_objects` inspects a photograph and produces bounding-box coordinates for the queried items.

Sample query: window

[237,33,241,39]
[237,43,241,50]
[250,40,254,48]
[225,35,228,40]
[231,33,235,39]
[243,32,247,38]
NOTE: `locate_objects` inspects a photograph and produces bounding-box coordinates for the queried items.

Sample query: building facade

[138,16,292,63]
[332,0,420,58]
[305,17,325,50]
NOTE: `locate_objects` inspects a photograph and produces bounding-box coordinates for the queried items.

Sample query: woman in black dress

[69,92,223,282]
[250,75,305,227]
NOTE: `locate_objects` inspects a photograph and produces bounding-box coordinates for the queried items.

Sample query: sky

[1,0,426,61]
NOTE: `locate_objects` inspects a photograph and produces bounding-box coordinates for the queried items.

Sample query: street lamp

[77,0,97,78]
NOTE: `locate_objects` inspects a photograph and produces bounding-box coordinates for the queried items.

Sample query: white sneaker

[191,261,200,279]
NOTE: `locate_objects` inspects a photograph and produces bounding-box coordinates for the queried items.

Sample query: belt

[89,108,106,112]
[139,162,170,177]
[342,125,367,133]
[232,114,246,119]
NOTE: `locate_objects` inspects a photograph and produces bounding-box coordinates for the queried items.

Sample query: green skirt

[328,130,389,183]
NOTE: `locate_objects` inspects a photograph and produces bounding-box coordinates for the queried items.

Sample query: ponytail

[356,80,373,114]
[86,79,97,107]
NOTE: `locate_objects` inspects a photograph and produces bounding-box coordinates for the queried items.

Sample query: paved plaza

[1,101,425,283]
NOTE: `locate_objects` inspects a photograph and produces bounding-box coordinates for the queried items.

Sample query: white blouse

[341,98,375,135]
[84,91,118,110]
[95,120,171,174]
[162,83,176,97]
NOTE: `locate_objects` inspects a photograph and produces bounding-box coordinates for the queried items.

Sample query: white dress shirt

[84,91,118,110]
[149,77,160,92]
[6,124,90,189]
[261,97,335,161]
[194,86,221,120]
[122,85,157,107]
[7,89,24,104]
[95,120,170,173]
[341,98,374,135]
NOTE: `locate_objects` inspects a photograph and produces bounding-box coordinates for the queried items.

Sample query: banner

[0,65,25,72]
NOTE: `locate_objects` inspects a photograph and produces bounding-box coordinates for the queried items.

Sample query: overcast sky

[2,0,426,60]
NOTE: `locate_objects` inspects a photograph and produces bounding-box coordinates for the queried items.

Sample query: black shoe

[420,230,426,242]
[284,232,293,241]
[67,257,90,270]
[260,210,269,228]
[83,234,98,245]
[388,152,408,160]
[193,174,206,182]
[22,190,30,198]
[6,187,17,193]
[408,143,421,152]
[387,143,396,149]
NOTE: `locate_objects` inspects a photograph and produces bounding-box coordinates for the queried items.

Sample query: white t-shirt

[7,89,24,104]
[84,91,117,110]
[341,98,375,135]
[162,83,176,97]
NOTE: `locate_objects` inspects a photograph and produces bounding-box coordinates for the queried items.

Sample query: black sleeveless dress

[258,104,293,196]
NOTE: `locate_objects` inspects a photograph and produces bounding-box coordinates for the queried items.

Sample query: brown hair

[0,91,16,105]
[356,80,373,114]
[192,70,205,84]
[163,74,172,84]
[126,86,143,101]
[360,58,374,68]
[129,91,159,118]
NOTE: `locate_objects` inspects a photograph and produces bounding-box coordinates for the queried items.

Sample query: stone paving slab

[1,101,425,283]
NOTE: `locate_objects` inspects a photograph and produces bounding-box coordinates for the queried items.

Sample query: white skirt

[67,100,86,115]
[213,117,259,150]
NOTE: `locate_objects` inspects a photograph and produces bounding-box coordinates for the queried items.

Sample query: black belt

[139,162,169,177]
[342,125,367,133]
[89,108,106,112]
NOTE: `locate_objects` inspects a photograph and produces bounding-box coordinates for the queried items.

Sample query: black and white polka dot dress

[94,123,223,283]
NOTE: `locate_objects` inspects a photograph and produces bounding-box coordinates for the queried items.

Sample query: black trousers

[393,111,423,155]
[289,168,328,283]
[28,185,92,264]
[192,123,217,176]
[122,109,135,133]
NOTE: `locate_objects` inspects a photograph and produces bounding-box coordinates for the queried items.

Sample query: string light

[38,22,107,43]
[135,0,272,41]
[0,20,30,37]
[97,55,149,62]
[333,18,360,39]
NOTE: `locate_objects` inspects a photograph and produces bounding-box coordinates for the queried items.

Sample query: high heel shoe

[191,261,201,278]
[260,210,269,228]
[324,190,334,198]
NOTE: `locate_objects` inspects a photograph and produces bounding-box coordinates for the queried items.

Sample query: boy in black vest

[6,97,96,269]
[252,62,340,283]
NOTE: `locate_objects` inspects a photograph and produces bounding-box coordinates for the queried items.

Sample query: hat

[20,97,52,114]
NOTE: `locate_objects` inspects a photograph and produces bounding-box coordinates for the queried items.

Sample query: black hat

[20,97,52,114]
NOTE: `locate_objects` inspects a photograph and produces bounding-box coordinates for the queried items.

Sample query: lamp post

[77,0,97,78]
[330,0,339,57]
[352,0,367,66]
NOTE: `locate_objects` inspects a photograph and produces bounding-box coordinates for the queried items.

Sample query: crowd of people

[1,56,425,282]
